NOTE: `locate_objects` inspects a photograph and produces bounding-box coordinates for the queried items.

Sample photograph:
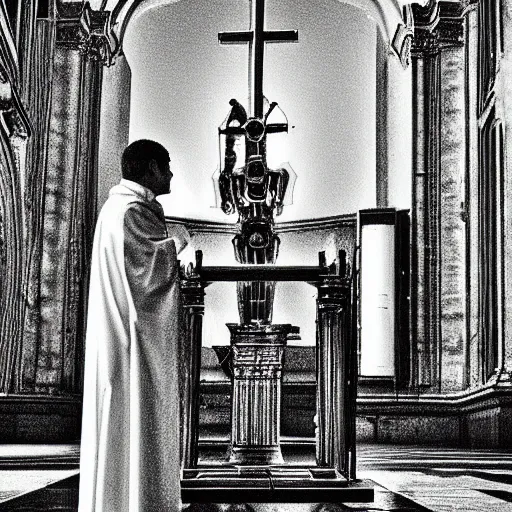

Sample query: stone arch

[92,0,422,63]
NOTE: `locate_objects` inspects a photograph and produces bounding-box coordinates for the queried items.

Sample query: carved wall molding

[392,6,414,69]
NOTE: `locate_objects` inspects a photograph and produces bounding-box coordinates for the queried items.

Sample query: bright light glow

[123,0,377,221]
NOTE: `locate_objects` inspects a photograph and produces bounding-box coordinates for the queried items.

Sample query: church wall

[386,51,413,211]
[438,44,466,393]
[465,5,480,389]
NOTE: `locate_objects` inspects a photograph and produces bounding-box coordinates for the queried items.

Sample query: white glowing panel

[360,224,395,377]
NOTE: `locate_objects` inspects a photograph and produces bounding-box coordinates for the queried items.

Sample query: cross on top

[219,0,298,119]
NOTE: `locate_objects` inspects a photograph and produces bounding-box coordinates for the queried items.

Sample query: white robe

[79,180,181,512]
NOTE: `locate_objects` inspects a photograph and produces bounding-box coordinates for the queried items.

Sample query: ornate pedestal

[227,323,292,465]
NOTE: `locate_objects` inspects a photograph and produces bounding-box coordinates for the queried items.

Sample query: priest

[78,139,181,511]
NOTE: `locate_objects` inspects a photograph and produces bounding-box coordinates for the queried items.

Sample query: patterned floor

[1,444,512,511]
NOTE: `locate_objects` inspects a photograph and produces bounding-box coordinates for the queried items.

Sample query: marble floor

[1,444,512,511]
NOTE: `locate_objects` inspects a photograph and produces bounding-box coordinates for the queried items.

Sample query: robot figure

[216,98,295,324]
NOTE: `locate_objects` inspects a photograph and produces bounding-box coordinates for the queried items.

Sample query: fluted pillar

[315,267,351,475]
[0,40,31,392]
[227,323,292,465]
[19,2,112,394]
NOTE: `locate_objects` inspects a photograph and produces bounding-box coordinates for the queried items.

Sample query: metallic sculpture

[216,98,295,324]
[212,0,298,463]
[215,0,298,325]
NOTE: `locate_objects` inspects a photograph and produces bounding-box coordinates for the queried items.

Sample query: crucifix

[219,0,298,119]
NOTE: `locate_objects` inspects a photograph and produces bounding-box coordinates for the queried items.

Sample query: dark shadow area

[477,489,512,503]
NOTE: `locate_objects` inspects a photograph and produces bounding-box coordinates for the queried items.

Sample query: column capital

[79,2,113,64]
[180,278,206,308]
[56,1,114,65]
[412,28,440,56]
[412,1,465,56]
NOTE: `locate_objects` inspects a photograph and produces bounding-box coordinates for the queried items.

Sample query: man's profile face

[150,158,173,196]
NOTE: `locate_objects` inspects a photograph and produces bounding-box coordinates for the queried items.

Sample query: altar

[178,250,373,503]
[177,0,373,503]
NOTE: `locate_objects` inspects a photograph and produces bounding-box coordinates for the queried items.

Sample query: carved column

[227,323,292,465]
[437,6,466,393]
[20,2,112,393]
[0,65,31,393]
[315,263,351,475]
[411,6,442,390]
[21,7,57,393]
[411,2,467,392]
[179,277,205,468]
[60,6,110,393]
